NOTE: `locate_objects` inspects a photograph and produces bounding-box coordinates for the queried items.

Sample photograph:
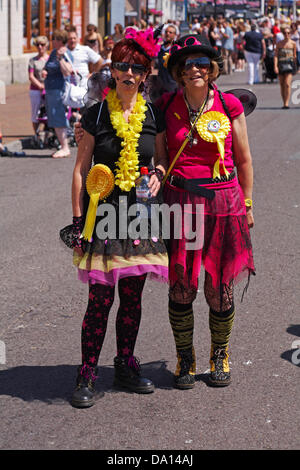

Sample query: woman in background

[274,26,297,109]
[43,29,73,158]
[84,24,103,54]
[28,36,49,134]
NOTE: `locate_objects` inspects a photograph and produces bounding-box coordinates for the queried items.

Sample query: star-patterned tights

[81,274,147,367]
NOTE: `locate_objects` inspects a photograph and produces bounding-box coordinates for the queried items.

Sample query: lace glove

[71,216,84,248]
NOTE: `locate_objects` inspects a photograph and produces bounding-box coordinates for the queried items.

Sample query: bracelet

[149,167,164,183]
[244,198,253,208]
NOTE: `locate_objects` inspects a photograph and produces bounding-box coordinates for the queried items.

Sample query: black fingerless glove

[71,216,84,248]
[149,167,164,183]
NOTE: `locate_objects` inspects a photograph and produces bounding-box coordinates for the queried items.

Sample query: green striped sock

[168,300,194,351]
[209,304,235,349]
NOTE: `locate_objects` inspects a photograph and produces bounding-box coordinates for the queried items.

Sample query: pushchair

[33,90,59,149]
[33,90,78,150]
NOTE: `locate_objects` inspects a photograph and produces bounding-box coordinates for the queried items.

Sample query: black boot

[113,356,154,394]
[71,364,103,408]
[208,346,231,387]
[174,347,196,390]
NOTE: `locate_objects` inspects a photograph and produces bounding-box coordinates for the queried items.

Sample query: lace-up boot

[113,356,154,393]
[208,346,231,387]
[71,364,103,408]
[174,347,196,389]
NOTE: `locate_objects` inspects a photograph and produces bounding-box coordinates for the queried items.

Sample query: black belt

[167,171,236,200]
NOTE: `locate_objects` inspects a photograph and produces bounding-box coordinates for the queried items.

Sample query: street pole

[180,0,189,34]
[293,0,296,20]
[277,0,280,19]
[146,0,149,25]
[261,0,265,16]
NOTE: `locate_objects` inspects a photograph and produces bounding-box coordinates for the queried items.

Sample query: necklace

[106,89,148,192]
[184,90,210,147]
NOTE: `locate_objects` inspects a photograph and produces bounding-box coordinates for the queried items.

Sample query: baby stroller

[262,40,277,83]
[34,90,78,150]
[33,90,59,149]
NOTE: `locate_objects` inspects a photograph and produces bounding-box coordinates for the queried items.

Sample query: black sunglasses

[184,57,210,70]
[112,62,146,74]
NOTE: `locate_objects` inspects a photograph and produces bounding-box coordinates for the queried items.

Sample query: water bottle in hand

[136,167,154,219]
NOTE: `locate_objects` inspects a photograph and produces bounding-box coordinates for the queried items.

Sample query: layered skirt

[73,187,169,286]
[163,180,255,298]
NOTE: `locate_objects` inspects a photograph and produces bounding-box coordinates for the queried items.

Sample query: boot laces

[212,347,227,360]
[127,355,141,372]
[178,350,193,375]
[79,363,98,384]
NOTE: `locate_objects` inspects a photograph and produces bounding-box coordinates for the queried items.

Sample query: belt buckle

[169,175,176,186]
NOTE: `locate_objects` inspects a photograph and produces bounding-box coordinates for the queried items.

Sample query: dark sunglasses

[184,57,210,70]
[112,62,146,74]
[37,43,46,46]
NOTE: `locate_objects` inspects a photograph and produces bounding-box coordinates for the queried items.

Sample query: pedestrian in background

[67,26,103,89]
[244,23,266,85]
[43,29,73,158]
[221,19,234,74]
[290,22,300,70]
[112,23,124,43]
[234,23,246,72]
[28,36,49,134]
[83,23,103,54]
[157,24,178,94]
[274,26,297,109]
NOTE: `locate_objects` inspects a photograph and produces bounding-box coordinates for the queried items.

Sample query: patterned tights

[168,272,235,353]
[81,274,146,367]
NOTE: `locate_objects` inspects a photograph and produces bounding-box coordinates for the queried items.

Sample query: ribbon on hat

[81,164,115,242]
[196,111,231,179]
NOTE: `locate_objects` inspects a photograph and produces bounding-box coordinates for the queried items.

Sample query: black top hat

[167,34,224,78]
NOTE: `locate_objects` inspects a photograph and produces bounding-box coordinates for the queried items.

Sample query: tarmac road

[0,70,299,453]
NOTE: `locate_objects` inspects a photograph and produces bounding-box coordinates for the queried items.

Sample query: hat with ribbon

[165,34,223,78]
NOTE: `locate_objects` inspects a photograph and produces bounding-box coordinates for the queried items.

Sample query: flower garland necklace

[106,89,148,192]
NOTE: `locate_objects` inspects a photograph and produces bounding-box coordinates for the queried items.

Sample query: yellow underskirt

[73,251,169,273]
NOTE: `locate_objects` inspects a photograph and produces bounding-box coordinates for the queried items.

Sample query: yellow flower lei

[106,89,148,192]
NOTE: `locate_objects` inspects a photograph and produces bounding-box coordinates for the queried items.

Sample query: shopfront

[23,0,85,52]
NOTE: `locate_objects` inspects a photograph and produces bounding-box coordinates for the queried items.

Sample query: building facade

[1,0,185,85]
[0,0,101,84]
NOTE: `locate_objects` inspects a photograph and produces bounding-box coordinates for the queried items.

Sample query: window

[23,0,84,52]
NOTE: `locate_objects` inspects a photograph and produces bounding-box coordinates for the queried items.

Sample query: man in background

[67,26,103,88]
[156,24,178,94]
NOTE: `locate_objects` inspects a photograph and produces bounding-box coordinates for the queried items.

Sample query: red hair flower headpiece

[125,27,160,60]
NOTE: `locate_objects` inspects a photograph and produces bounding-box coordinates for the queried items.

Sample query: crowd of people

[27,24,113,157]
[26,12,300,154]
[1,12,300,157]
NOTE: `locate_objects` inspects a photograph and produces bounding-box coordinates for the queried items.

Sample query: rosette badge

[196,111,231,179]
[81,164,115,242]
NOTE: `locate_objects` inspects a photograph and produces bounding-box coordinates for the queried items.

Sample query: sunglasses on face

[112,62,146,74]
[184,57,210,71]
[37,43,46,46]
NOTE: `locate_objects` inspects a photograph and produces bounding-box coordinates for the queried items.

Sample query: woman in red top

[157,34,255,389]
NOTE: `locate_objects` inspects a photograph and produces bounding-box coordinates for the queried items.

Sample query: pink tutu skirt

[163,181,255,295]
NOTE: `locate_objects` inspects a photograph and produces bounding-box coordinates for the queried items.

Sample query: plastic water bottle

[136,167,153,219]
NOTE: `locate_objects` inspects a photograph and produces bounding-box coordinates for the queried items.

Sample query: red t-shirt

[156,88,244,189]
[272,25,281,35]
